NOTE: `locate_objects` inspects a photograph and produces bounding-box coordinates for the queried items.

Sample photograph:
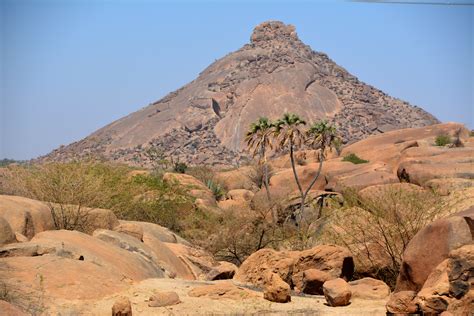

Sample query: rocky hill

[40,21,439,166]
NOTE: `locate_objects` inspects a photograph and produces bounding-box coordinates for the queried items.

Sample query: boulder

[395,207,474,292]
[81,207,120,234]
[112,297,132,316]
[113,222,144,241]
[297,269,331,295]
[30,230,165,281]
[206,261,238,280]
[233,248,296,287]
[397,146,474,187]
[292,245,354,290]
[386,291,418,314]
[214,166,257,191]
[226,189,254,202]
[0,217,15,245]
[188,281,259,300]
[121,220,190,245]
[0,195,54,238]
[0,256,130,301]
[349,278,390,300]
[263,272,291,303]
[148,291,181,307]
[425,178,474,196]
[163,172,216,207]
[323,278,352,307]
[14,232,28,243]
[92,229,174,277]
[416,259,451,314]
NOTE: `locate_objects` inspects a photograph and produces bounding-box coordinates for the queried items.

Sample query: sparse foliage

[342,153,369,164]
[435,133,452,147]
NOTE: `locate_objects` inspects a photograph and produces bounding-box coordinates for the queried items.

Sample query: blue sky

[1,0,473,160]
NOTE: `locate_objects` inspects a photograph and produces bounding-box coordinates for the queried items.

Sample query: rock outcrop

[39,21,438,166]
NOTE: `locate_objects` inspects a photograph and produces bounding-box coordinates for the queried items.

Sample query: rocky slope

[40,21,438,166]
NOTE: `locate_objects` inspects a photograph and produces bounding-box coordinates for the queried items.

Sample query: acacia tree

[245,117,275,202]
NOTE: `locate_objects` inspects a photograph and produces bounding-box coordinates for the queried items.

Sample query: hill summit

[41,21,439,166]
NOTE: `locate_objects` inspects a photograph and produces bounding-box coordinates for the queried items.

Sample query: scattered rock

[148,291,181,307]
[263,272,291,303]
[349,277,390,300]
[112,296,132,316]
[14,232,28,243]
[323,278,352,307]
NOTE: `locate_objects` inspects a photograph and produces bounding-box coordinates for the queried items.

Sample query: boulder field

[1,123,473,314]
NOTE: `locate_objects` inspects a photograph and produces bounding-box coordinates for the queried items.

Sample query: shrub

[206,179,226,201]
[173,162,188,174]
[323,186,443,288]
[186,166,215,184]
[249,162,274,189]
[342,153,369,164]
[435,134,452,146]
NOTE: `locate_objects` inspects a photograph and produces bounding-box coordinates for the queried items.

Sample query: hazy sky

[1,0,473,160]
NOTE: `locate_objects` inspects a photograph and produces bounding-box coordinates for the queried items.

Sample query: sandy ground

[46,278,388,315]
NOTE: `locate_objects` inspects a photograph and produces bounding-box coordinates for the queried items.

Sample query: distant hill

[39,21,439,166]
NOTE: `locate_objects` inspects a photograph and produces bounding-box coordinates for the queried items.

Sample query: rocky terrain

[39,21,438,167]
[1,122,473,315]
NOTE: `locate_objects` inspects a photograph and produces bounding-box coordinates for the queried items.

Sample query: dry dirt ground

[47,279,387,315]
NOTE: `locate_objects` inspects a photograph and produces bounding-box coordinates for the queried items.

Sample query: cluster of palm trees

[245,113,339,224]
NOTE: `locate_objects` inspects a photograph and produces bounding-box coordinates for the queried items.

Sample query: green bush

[342,153,369,164]
[206,179,226,201]
[173,162,188,174]
[435,134,452,146]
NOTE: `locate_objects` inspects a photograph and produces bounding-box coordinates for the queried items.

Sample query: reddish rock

[395,207,473,292]
[263,272,291,303]
[114,222,144,241]
[0,217,15,245]
[0,300,28,316]
[206,261,238,281]
[349,277,390,300]
[112,296,132,316]
[323,278,352,307]
[297,268,331,295]
[386,291,418,314]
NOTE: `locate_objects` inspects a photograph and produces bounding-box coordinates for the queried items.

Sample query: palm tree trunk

[299,152,325,223]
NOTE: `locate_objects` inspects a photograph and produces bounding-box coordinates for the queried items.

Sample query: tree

[273,113,307,221]
[303,120,339,218]
[245,117,275,203]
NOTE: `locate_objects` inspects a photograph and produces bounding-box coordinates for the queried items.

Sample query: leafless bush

[323,186,443,288]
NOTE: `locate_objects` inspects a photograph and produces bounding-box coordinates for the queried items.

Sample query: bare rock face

[39,21,438,166]
[323,278,352,307]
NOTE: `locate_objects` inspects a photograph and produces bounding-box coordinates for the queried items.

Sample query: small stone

[263,272,291,303]
[148,291,181,307]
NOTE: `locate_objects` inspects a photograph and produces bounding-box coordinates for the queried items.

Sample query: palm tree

[273,113,307,212]
[245,117,275,202]
[302,120,339,218]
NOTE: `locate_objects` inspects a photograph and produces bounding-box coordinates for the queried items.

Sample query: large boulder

[395,207,474,292]
[233,248,296,288]
[0,217,15,245]
[298,269,331,295]
[0,195,54,239]
[163,172,216,208]
[28,230,165,281]
[234,245,354,291]
[386,291,418,314]
[111,297,132,316]
[214,166,257,191]
[323,278,352,307]
[291,245,354,291]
